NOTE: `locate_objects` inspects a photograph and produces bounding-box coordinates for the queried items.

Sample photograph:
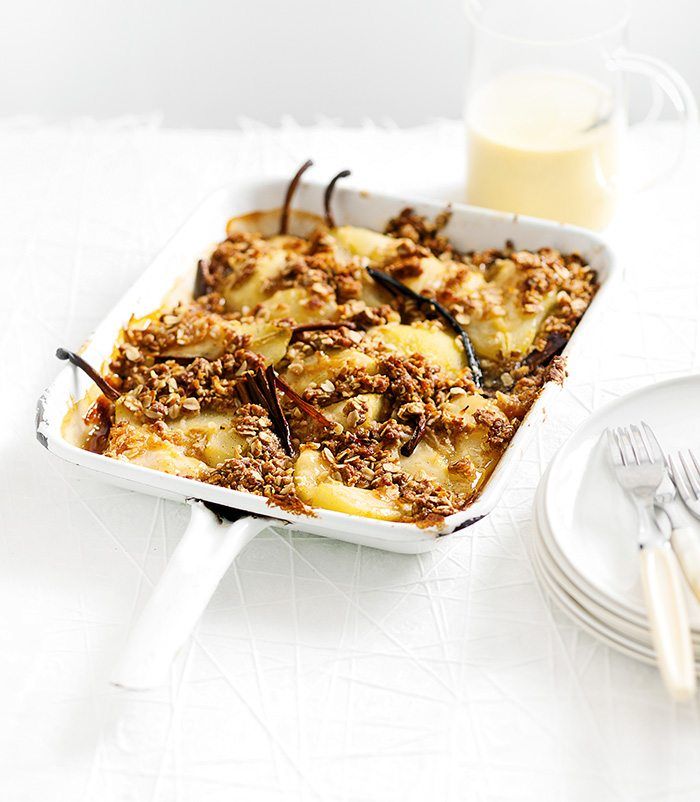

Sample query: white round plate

[532,524,700,671]
[532,522,700,662]
[530,533,660,667]
[537,375,700,629]
[534,473,700,646]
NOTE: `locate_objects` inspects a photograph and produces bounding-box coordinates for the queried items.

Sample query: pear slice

[312,481,407,521]
[332,226,446,295]
[160,319,292,365]
[104,421,208,478]
[466,260,559,362]
[399,439,450,485]
[333,226,397,262]
[282,348,377,394]
[441,392,510,487]
[293,446,408,520]
[170,412,247,467]
[263,287,337,325]
[294,447,331,503]
[366,322,465,374]
[240,321,292,363]
[219,249,287,311]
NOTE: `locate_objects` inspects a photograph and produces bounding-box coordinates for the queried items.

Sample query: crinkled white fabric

[1,117,700,802]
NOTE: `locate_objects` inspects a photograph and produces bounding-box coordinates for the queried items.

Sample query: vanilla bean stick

[401,415,427,457]
[56,348,120,401]
[366,267,483,388]
[236,371,293,456]
[264,366,293,455]
[193,259,212,298]
[253,368,292,456]
[246,370,270,409]
[521,331,568,369]
[279,160,314,235]
[272,373,335,429]
[323,169,351,228]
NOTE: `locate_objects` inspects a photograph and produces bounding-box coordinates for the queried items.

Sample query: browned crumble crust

[336,301,401,329]
[309,423,467,525]
[124,305,249,356]
[383,239,432,281]
[285,325,365,365]
[207,454,310,515]
[204,403,313,516]
[384,207,456,259]
[201,231,269,291]
[530,258,596,350]
[547,355,567,385]
[104,419,201,476]
[495,356,567,420]
[265,230,365,305]
[304,368,391,406]
[87,207,596,526]
[113,351,267,422]
[473,408,516,448]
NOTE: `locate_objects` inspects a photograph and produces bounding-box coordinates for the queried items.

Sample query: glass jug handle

[612,50,698,192]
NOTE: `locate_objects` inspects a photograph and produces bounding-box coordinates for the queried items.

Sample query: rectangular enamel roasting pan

[35,177,615,687]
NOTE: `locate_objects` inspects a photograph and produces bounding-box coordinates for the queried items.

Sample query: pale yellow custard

[466,71,623,229]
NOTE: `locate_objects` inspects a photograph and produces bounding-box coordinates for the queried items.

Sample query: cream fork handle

[670,526,700,602]
[640,544,696,701]
[111,501,271,690]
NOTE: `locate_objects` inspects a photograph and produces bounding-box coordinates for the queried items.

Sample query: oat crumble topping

[73,204,597,527]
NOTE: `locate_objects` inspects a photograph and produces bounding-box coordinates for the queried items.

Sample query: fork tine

[641,421,664,464]
[606,428,624,466]
[679,451,700,499]
[618,426,639,465]
[630,424,651,463]
[690,450,700,482]
[614,428,629,465]
[669,453,692,501]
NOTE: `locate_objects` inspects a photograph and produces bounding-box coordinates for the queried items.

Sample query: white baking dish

[37,176,614,548]
[35,177,614,687]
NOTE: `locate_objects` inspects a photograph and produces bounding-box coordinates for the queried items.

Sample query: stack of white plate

[532,375,700,668]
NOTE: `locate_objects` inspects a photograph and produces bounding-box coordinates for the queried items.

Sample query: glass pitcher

[464,0,697,229]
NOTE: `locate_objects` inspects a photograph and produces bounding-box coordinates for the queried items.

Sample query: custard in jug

[465,70,622,229]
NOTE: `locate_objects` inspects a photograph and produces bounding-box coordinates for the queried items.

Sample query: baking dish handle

[111,499,272,690]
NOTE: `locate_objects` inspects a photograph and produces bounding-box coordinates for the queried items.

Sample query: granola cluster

[207,401,304,514]
[384,207,456,259]
[304,423,466,526]
[111,352,266,420]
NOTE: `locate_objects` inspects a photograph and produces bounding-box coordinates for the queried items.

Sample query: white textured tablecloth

[2,117,700,802]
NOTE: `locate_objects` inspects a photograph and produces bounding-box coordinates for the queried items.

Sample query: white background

[2,0,698,127]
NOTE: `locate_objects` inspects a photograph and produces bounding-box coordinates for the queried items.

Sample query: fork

[643,435,700,602]
[668,450,700,521]
[607,424,696,701]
